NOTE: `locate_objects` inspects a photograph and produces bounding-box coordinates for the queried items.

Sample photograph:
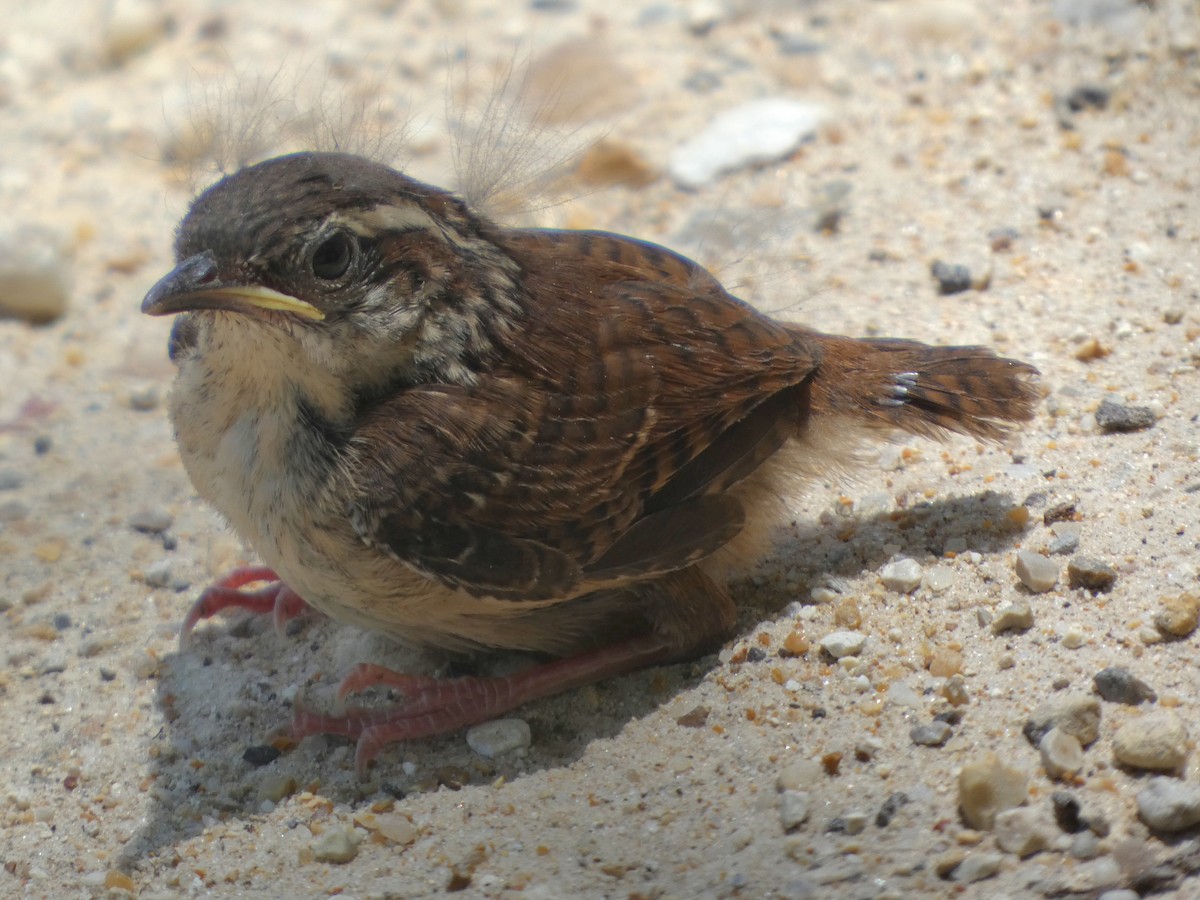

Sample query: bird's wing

[346,267,818,603]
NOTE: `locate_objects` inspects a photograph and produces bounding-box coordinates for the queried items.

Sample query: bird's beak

[141,251,325,321]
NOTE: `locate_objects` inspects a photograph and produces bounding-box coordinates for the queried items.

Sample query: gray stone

[1095,399,1155,433]
[779,790,811,831]
[952,852,1003,883]
[465,718,531,758]
[1093,667,1156,705]
[1068,556,1117,592]
[911,721,953,747]
[1015,551,1059,592]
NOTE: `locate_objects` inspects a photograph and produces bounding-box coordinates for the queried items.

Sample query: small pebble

[243,745,281,767]
[819,630,866,659]
[1067,556,1117,592]
[1095,399,1156,433]
[142,560,174,589]
[1040,728,1084,780]
[1051,792,1085,833]
[128,385,160,411]
[1136,776,1200,832]
[1024,695,1101,747]
[465,718,531,758]
[1112,711,1189,771]
[1047,523,1081,555]
[992,598,1034,633]
[779,790,811,830]
[1070,831,1100,859]
[874,791,909,827]
[1015,551,1059,593]
[994,807,1056,857]
[880,558,923,593]
[959,753,1028,830]
[1061,627,1085,649]
[930,260,972,295]
[953,852,1003,883]
[1155,592,1200,638]
[911,721,953,746]
[0,225,71,322]
[1065,84,1110,112]
[924,565,954,593]
[256,774,296,803]
[128,508,174,534]
[0,471,25,491]
[668,98,827,189]
[311,826,360,863]
[1093,667,1157,705]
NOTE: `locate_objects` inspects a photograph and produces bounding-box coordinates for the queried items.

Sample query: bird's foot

[179,566,310,647]
[291,635,674,778]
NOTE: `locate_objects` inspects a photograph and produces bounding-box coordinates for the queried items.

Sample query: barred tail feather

[807,335,1040,441]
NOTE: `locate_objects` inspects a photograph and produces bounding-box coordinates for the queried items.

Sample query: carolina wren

[143,151,1038,774]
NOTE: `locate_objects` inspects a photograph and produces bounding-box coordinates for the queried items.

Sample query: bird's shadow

[120,488,1032,872]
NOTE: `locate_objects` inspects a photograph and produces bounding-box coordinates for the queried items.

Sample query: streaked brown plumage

[143,151,1039,773]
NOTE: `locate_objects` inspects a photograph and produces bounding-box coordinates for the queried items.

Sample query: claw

[178,567,311,648]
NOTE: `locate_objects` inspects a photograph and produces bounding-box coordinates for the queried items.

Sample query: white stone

[465,718,531,758]
[880,558,924,593]
[668,98,828,189]
[820,630,866,659]
[779,790,811,830]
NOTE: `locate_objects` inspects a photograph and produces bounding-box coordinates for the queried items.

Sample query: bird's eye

[311,232,356,280]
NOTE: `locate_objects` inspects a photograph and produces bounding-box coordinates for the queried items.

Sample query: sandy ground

[2,0,1199,897]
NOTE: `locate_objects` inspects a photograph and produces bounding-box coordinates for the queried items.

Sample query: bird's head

[142,151,522,385]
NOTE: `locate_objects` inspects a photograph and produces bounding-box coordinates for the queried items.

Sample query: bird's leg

[292,634,676,777]
[179,566,311,646]
[290,566,735,777]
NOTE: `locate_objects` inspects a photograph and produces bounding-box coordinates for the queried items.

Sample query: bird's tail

[803,332,1040,441]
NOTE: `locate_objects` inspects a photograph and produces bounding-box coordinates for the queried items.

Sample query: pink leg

[179,566,311,647]
[292,635,675,777]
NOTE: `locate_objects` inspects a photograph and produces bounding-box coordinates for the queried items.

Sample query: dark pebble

[930,260,972,295]
[242,745,282,767]
[1132,864,1181,895]
[34,436,52,455]
[933,709,964,725]
[824,817,848,834]
[876,792,910,828]
[1093,667,1157,705]
[1051,792,1085,833]
[988,227,1019,252]
[99,668,117,682]
[746,646,767,663]
[1067,556,1117,592]
[381,782,407,800]
[1095,399,1156,433]
[1043,501,1078,526]
[1066,84,1110,112]
[52,613,71,630]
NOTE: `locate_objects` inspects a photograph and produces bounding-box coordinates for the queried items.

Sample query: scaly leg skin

[292,565,738,778]
[291,634,675,778]
[178,566,311,647]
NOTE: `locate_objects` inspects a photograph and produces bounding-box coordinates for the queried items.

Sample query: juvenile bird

[143,151,1038,773]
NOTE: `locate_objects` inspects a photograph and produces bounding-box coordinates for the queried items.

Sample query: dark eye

[311,232,355,280]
